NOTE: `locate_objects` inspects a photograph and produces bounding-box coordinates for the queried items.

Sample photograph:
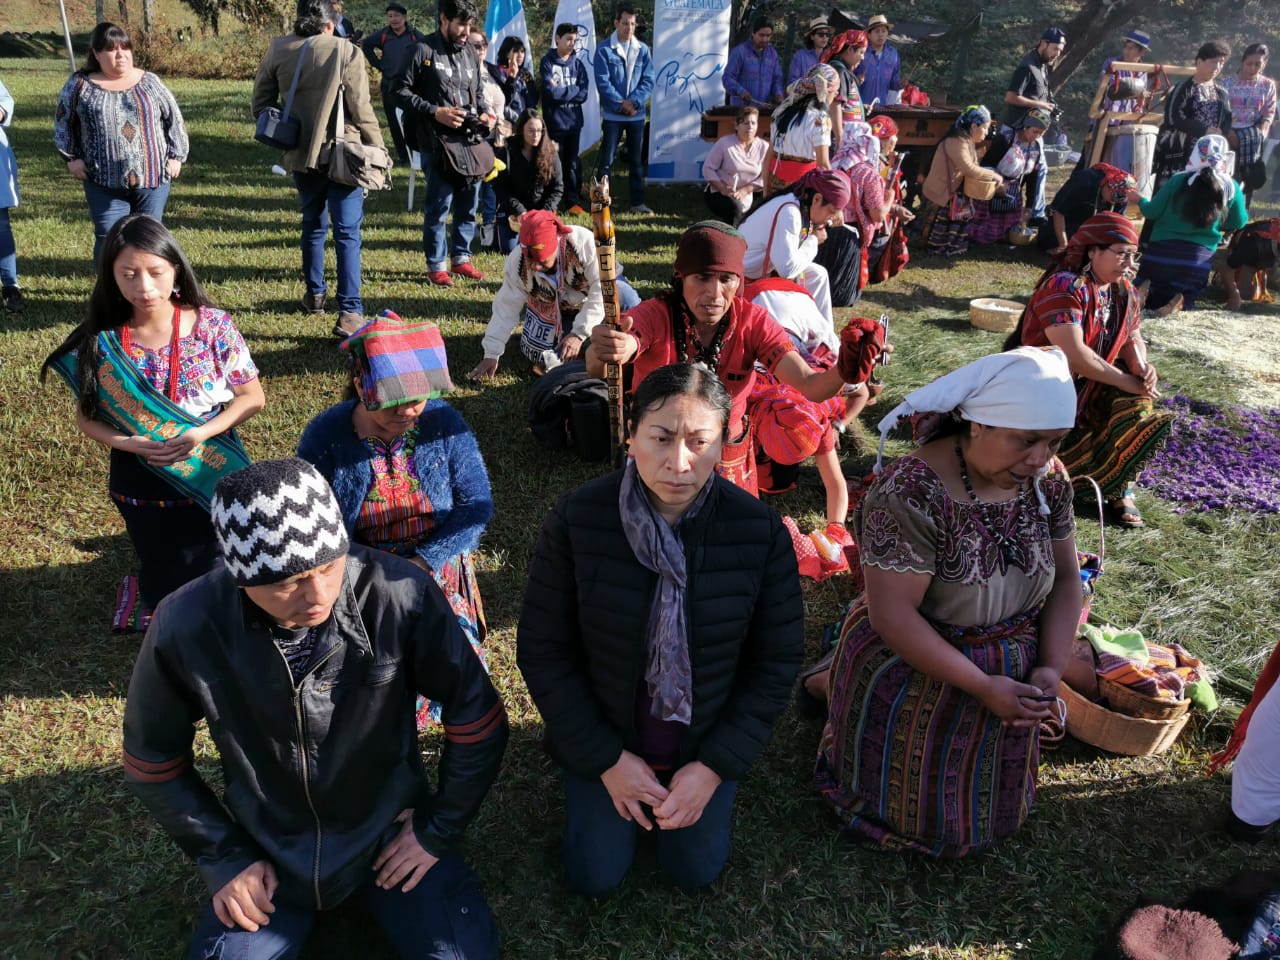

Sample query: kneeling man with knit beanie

[122,458,508,959]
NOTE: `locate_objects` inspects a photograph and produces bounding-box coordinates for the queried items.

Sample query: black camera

[458,109,486,143]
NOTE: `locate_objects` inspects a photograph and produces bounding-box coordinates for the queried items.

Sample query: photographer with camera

[397,0,496,287]
[1001,27,1066,226]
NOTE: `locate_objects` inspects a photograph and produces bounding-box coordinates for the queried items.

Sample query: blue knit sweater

[297,399,493,573]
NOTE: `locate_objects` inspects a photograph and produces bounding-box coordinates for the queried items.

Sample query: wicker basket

[1061,682,1190,756]
[964,176,998,200]
[969,298,1023,333]
[1098,676,1191,721]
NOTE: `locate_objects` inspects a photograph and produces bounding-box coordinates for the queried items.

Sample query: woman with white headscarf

[815,120,890,305]
[810,347,1082,857]
[1131,133,1248,313]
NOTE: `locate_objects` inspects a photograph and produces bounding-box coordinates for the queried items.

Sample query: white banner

[551,0,602,154]
[646,0,732,183]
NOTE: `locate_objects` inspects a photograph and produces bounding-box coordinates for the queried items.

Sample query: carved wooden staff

[590,176,626,466]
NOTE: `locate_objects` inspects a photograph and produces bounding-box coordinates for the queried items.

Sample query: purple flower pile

[1139,395,1280,513]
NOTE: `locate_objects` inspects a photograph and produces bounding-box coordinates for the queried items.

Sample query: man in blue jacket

[593,2,655,214]
[541,23,590,215]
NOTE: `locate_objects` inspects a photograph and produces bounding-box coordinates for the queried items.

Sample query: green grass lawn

[3,57,1280,959]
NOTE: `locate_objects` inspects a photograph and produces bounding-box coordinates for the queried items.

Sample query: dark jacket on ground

[539,50,588,137]
[495,145,564,217]
[122,546,507,910]
[396,29,489,157]
[516,471,804,783]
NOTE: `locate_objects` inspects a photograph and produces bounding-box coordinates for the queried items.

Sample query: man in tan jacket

[253,0,385,338]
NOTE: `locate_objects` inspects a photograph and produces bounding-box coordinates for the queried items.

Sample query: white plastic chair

[395,107,421,211]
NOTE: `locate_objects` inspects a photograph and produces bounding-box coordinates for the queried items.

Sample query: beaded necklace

[120,303,183,403]
[671,300,731,374]
[955,439,1024,566]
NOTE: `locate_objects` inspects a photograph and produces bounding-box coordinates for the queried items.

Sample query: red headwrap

[869,115,898,139]
[820,29,867,63]
[1092,162,1137,201]
[519,210,572,260]
[1057,211,1139,273]
[674,220,747,281]
[793,169,851,210]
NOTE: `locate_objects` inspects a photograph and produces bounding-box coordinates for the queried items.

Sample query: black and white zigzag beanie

[210,458,349,587]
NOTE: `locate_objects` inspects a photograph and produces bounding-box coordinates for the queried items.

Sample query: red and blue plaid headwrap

[341,309,453,410]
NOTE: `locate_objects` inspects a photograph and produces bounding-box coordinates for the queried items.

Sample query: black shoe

[1226,811,1273,843]
[1,286,22,312]
[301,291,326,315]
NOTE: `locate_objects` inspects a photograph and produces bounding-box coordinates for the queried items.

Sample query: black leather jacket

[122,546,507,909]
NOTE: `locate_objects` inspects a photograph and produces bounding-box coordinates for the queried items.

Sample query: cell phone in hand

[878,314,890,365]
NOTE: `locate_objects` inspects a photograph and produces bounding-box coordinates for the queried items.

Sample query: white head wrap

[1186,134,1236,199]
[832,120,880,171]
[874,347,1077,514]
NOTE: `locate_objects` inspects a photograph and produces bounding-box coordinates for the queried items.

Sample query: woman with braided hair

[1005,211,1172,528]
[761,62,837,193]
[586,221,874,495]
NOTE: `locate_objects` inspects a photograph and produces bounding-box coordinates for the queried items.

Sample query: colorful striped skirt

[415,551,488,728]
[1059,386,1173,500]
[1135,238,1215,310]
[922,201,972,257]
[815,601,1042,857]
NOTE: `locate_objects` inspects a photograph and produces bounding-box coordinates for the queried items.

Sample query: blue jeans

[293,171,364,315]
[185,852,498,960]
[84,178,171,263]
[423,158,480,271]
[0,207,17,289]
[561,768,737,897]
[1027,161,1047,220]
[596,119,646,207]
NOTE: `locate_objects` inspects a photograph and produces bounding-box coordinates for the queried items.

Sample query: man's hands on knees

[373,808,439,892]
[213,860,277,932]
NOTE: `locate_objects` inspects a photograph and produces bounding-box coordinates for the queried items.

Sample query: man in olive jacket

[123,458,507,959]
[252,0,385,337]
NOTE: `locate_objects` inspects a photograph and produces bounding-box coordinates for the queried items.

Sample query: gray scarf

[618,459,714,725]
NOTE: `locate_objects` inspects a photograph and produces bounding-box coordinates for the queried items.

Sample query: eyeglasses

[470,40,487,50]
[1105,247,1141,264]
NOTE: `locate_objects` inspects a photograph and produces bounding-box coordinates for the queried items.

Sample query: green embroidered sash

[48,330,250,509]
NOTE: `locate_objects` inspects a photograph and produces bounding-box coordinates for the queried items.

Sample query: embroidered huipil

[122,306,258,418]
[1224,74,1278,129]
[54,72,189,189]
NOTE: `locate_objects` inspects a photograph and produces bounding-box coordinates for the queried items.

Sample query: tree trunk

[142,0,155,35]
[117,0,130,25]
[1048,0,1162,93]
[96,0,106,22]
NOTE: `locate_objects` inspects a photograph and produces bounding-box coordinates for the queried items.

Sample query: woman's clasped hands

[601,751,723,831]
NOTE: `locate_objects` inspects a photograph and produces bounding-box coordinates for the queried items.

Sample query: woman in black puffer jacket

[517,363,803,898]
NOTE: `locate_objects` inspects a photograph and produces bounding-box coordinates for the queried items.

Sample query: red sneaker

[450,261,485,281]
[427,270,454,287]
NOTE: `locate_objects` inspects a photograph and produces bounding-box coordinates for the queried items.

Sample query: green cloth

[1137,170,1249,249]
[1080,622,1149,662]
[1186,678,1218,712]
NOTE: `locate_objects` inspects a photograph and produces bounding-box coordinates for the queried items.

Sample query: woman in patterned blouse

[54,23,189,263]
[41,215,263,630]
[298,315,493,727]
[1224,43,1277,206]
[811,347,1082,857]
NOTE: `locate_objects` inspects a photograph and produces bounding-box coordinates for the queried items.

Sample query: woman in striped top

[1224,43,1277,206]
[54,23,188,263]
